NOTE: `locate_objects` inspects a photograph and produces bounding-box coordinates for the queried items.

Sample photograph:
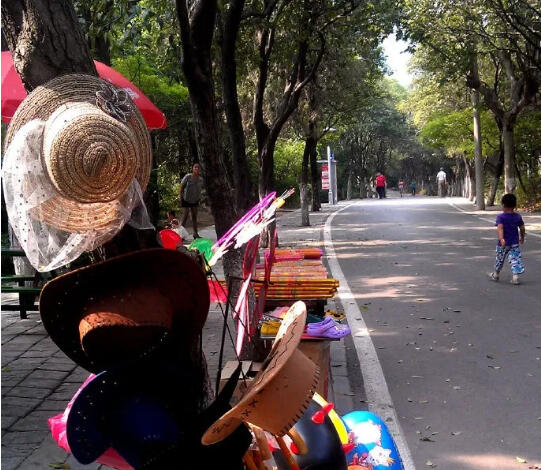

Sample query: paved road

[330,196,541,469]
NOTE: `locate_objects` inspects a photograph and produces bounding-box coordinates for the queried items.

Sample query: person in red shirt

[375,172,386,199]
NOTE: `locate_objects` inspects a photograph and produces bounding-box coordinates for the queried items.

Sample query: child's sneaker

[511,274,520,285]
[489,272,500,281]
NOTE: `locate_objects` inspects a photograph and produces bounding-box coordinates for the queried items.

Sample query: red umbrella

[1,51,167,130]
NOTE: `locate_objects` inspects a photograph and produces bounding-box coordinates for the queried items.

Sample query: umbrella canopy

[1,52,167,130]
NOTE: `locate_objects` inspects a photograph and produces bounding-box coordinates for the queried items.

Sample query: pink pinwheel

[208,193,276,266]
[233,238,260,356]
[208,189,295,267]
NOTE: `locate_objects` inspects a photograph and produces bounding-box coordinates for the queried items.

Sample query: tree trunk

[300,134,314,226]
[346,172,353,200]
[187,126,199,163]
[258,137,277,247]
[310,140,321,211]
[463,156,475,201]
[487,150,504,206]
[93,35,111,66]
[502,119,516,193]
[1,0,97,91]
[218,0,251,212]
[300,183,310,226]
[176,1,237,240]
[258,138,276,200]
[176,1,253,364]
[472,88,485,209]
[253,6,325,202]
[360,176,367,199]
[454,156,463,197]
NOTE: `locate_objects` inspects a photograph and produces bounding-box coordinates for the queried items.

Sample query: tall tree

[251,0,325,200]
[175,0,241,277]
[401,0,540,194]
[217,0,252,212]
[3,0,214,407]
[471,54,485,209]
[2,0,97,90]
[294,44,385,223]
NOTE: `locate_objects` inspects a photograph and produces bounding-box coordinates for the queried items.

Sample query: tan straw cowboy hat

[4,73,151,232]
[202,301,320,445]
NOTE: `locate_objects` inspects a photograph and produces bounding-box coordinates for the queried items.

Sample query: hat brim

[67,363,198,466]
[39,248,210,372]
[202,301,318,444]
[68,362,252,467]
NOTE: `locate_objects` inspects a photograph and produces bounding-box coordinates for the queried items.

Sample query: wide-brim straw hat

[39,249,210,373]
[4,74,151,232]
[202,301,320,445]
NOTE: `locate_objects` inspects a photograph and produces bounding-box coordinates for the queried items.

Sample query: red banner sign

[321,164,329,190]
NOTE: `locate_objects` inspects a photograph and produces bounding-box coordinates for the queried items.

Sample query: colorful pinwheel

[207,189,294,267]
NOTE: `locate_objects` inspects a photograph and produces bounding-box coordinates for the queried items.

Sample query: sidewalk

[1,203,363,469]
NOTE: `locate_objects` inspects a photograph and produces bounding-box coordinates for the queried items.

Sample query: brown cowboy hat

[39,249,209,373]
[202,301,320,445]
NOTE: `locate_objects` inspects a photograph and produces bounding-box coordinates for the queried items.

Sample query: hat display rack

[4,72,401,469]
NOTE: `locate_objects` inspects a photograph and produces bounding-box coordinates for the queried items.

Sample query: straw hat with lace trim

[4,74,151,233]
[202,301,320,445]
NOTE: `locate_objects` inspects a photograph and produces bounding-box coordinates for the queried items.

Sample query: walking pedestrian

[437,168,447,197]
[179,163,204,239]
[410,180,417,196]
[375,172,386,199]
[398,179,405,198]
[490,193,526,285]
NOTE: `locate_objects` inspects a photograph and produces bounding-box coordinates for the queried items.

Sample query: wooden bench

[1,249,43,319]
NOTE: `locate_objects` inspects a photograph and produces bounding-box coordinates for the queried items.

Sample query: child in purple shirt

[490,193,526,284]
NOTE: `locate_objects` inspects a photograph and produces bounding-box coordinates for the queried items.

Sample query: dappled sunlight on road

[416,225,492,232]
[442,452,540,469]
[349,287,403,300]
[351,196,470,207]
[362,275,416,287]
[352,327,400,338]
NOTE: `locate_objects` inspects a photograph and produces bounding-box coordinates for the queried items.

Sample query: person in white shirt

[436,168,447,197]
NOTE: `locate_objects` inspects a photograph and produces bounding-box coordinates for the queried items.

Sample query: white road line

[449,202,541,239]
[323,202,416,470]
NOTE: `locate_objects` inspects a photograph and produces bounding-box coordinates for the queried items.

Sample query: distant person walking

[398,179,405,197]
[375,172,386,199]
[437,168,447,197]
[180,163,204,239]
[490,193,526,285]
[410,180,417,196]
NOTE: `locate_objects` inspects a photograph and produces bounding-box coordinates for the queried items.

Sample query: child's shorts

[494,244,524,274]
